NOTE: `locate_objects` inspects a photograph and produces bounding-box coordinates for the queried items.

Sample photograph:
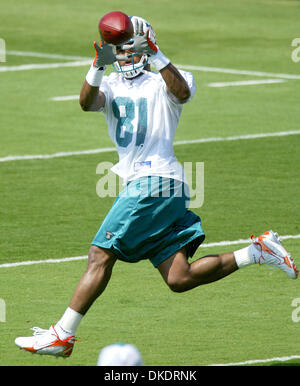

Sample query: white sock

[234,244,260,268]
[55,307,83,339]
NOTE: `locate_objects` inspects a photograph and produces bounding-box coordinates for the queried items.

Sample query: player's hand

[122,16,158,56]
[93,36,116,68]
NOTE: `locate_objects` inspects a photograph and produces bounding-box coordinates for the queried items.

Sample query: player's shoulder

[146,70,163,81]
[145,70,160,79]
[177,69,195,83]
[153,68,195,85]
[139,70,164,86]
[102,71,120,84]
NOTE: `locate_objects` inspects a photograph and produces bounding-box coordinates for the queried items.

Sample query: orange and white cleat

[251,230,298,279]
[15,324,77,357]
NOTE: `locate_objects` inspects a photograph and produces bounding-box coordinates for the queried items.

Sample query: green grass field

[1,0,300,367]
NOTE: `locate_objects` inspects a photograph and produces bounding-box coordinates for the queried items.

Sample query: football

[98,11,134,45]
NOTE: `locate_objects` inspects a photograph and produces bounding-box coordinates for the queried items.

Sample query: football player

[15,16,298,357]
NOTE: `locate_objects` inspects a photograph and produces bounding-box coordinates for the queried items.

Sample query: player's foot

[15,324,77,357]
[251,230,298,279]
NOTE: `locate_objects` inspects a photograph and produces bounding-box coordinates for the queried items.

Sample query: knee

[166,275,190,293]
[87,245,116,271]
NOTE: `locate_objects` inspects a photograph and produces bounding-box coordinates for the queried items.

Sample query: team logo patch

[105,231,114,240]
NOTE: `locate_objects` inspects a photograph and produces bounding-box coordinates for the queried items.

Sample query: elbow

[172,81,191,104]
[79,98,90,112]
[80,104,89,112]
[179,87,191,103]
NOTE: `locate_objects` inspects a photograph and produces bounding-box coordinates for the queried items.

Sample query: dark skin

[72,55,238,315]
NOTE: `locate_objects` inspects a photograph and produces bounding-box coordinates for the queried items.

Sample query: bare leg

[69,245,117,315]
[157,247,238,292]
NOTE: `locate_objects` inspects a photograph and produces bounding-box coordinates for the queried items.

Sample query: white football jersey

[98,69,196,183]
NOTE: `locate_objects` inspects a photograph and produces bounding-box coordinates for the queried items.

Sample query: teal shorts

[91,176,205,267]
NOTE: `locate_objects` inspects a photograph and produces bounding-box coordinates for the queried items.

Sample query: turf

[0,0,300,367]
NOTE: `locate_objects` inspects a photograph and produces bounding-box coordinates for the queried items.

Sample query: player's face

[116,47,143,66]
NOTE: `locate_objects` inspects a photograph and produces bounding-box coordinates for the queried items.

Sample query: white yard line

[51,95,79,101]
[207,79,286,87]
[1,234,299,269]
[204,234,300,248]
[1,130,300,163]
[0,256,88,268]
[2,49,300,80]
[176,64,300,80]
[0,60,91,72]
[208,354,300,366]
[173,130,300,146]
[0,147,116,162]
[6,50,90,61]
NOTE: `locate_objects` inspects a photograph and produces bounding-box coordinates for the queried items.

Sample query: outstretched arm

[79,80,105,112]
[79,39,115,111]
[160,63,191,103]
[123,16,191,103]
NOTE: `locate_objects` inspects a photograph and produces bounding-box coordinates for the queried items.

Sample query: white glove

[122,16,158,55]
[92,41,116,69]
[122,16,170,71]
[86,35,116,87]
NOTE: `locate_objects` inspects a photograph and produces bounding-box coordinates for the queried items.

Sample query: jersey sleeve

[180,70,196,102]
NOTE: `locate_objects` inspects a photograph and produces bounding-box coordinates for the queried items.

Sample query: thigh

[157,246,189,286]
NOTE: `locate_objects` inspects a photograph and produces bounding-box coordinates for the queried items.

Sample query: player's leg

[15,245,117,357]
[53,245,117,339]
[158,230,298,292]
[157,247,238,292]
[15,180,142,357]
[68,245,117,315]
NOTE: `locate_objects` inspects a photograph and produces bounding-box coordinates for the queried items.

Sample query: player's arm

[122,16,191,103]
[80,80,106,111]
[159,64,191,103]
[79,40,115,111]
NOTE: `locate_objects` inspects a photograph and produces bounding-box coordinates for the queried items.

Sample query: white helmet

[97,343,144,366]
[112,16,155,79]
[112,41,149,79]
